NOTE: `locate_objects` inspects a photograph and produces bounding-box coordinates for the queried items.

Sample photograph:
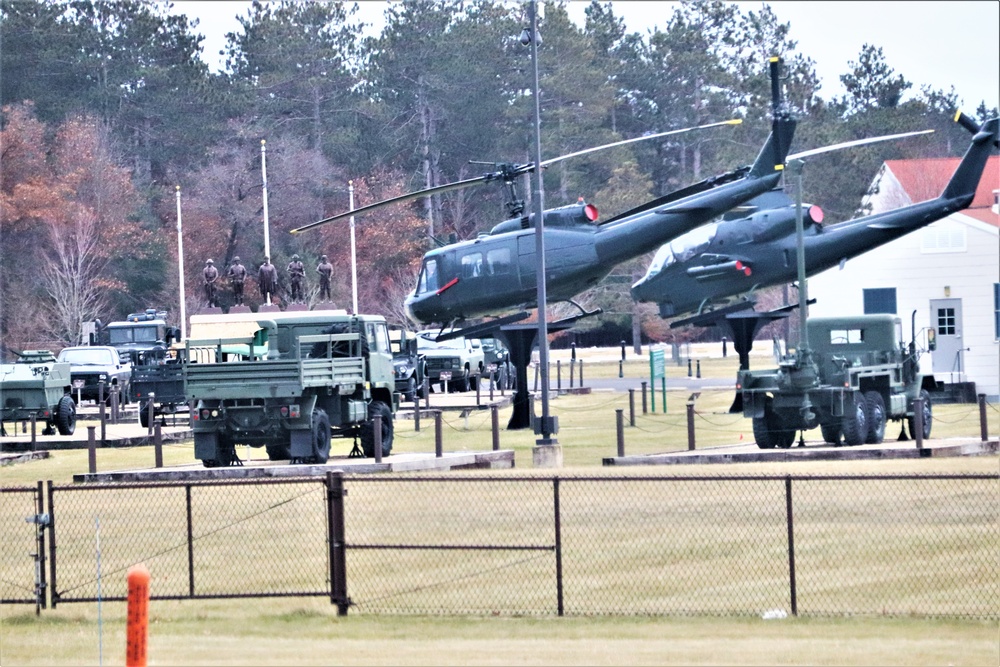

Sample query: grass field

[2,348,998,666]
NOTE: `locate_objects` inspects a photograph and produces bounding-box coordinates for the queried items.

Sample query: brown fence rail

[1,473,996,618]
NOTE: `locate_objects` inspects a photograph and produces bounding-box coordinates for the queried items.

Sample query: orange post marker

[126,564,150,667]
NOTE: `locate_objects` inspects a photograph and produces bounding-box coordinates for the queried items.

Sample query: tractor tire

[864,391,886,444]
[907,389,933,441]
[360,401,394,458]
[56,395,76,436]
[841,393,868,446]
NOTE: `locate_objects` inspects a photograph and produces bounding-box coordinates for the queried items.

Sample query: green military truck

[185,310,397,467]
[0,350,76,436]
[737,314,935,448]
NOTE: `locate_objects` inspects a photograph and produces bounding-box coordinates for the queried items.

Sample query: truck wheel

[820,422,842,445]
[311,409,331,464]
[361,401,394,458]
[138,401,151,429]
[864,391,886,444]
[56,395,76,436]
[203,436,238,468]
[752,415,777,449]
[404,377,417,403]
[266,444,291,461]
[752,399,793,449]
[841,393,868,446]
[907,389,933,440]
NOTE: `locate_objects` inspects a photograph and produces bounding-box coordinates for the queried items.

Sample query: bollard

[687,359,692,377]
[489,371,494,401]
[557,360,561,391]
[722,337,728,358]
[111,386,119,425]
[374,415,382,463]
[476,378,481,407]
[686,401,696,451]
[579,360,584,387]
[618,359,623,379]
[616,409,625,457]
[125,564,150,667]
[491,404,500,451]
[146,393,156,435]
[154,424,163,468]
[571,342,576,361]
[696,359,701,379]
[978,394,988,441]
[620,340,626,361]
[914,397,924,450]
[641,381,648,414]
[414,398,421,433]
[100,390,107,447]
[434,410,443,458]
[570,359,575,389]
[30,413,37,450]
[628,389,635,427]
[88,426,97,473]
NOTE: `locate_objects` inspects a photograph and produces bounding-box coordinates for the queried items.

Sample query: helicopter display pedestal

[532,443,563,468]
[495,322,574,431]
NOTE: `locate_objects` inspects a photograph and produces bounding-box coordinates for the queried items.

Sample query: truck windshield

[109,326,159,344]
[58,348,118,365]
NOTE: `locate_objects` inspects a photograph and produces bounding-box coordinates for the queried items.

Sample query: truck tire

[403,377,417,403]
[311,409,331,464]
[266,444,291,461]
[864,391,886,444]
[841,393,868,446]
[361,401,394,458]
[138,400,151,429]
[751,399,793,449]
[820,422,842,445]
[56,395,76,436]
[907,389,933,440]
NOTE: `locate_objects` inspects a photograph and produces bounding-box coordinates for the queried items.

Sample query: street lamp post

[525,0,560,464]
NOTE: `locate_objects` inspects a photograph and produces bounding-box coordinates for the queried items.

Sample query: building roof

[884,155,999,227]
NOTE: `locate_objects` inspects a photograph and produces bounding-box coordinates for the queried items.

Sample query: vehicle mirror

[926,328,936,351]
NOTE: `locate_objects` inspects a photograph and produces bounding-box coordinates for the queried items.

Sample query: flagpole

[175,186,187,340]
[349,180,358,314]
[261,139,271,305]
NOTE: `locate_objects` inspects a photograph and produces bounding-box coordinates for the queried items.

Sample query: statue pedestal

[532,443,563,468]
[285,304,309,312]
[228,305,252,314]
[258,303,281,313]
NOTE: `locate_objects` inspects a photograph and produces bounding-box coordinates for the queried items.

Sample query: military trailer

[185,310,397,467]
[737,315,935,448]
[132,348,186,428]
[0,350,76,436]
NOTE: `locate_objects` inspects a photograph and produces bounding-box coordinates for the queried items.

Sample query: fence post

[914,397,924,450]
[491,404,500,451]
[696,359,701,379]
[185,485,194,598]
[686,401,696,451]
[434,410,443,458]
[374,415,382,463]
[557,360,561,392]
[30,412,37,451]
[569,359,575,389]
[326,471,349,615]
[978,393,988,441]
[88,426,97,473]
[476,377,481,407]
[641,381,648,414]
[110,386,119,425]
[99,382,106,446]
[785,476,798,617]
[154,424,163,468]
[628,389,635,427]
[687,359,692,377]
[553,477,564,617]
[579,360,584,387]
[414,398,420,433]
[46,480,57,609]
[616,409,625,457]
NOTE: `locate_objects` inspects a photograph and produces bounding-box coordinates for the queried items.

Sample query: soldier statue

[258,256,278,302]
[286,254,306,302]
[203,259,219,307]
[317,254,334,301]
[227,256,248,306]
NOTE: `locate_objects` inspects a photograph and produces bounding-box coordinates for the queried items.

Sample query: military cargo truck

[737,314,935,448]
[185,310,397,467]
[0,350,75,436]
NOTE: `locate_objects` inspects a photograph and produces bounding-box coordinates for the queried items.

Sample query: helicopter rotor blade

[290,175,490,234]
[786,129,934,161]
[539,119,743,168]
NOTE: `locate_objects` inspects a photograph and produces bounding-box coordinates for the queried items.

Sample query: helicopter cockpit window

[417,259,439,295]
[665,222,719,267]
[486,248,511,275]
[641,244,674,279]
[461,252,483,278]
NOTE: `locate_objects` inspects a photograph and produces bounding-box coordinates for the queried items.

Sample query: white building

[809,155,999,399]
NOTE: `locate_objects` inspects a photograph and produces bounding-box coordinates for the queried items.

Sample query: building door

[930,298,964,375]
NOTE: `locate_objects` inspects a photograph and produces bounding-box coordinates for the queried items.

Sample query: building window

[863,287,897,314]
[937,307,956,336]
[994,283,999,339]
[920,220,966,253]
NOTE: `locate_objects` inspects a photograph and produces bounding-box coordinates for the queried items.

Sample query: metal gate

[0,483,48,612]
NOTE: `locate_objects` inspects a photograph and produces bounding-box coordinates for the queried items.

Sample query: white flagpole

[349,180,358,314]
[261,139,271,305]
[175,186,187,340]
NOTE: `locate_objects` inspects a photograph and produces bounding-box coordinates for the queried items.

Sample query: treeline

[1,0,995,352]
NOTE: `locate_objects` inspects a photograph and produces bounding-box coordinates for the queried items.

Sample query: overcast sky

[171,0,1000,111]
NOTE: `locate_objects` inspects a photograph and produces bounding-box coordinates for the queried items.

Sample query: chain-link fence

[0,484,45,608]
[1,473,996,617]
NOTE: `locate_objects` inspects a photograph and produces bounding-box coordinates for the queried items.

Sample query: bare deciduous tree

[41,209,108,345]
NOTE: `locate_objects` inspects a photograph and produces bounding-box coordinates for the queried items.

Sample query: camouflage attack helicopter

[294,58,797,340]
[631,112,999,323]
